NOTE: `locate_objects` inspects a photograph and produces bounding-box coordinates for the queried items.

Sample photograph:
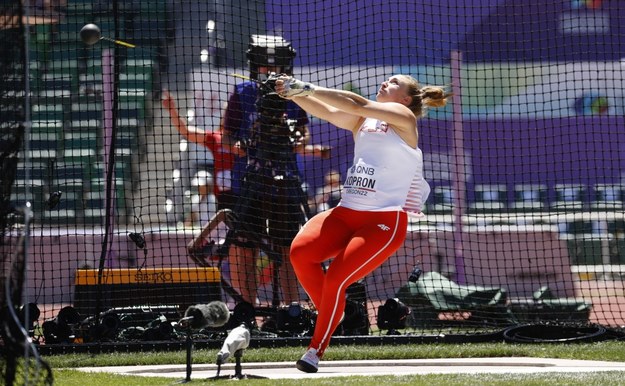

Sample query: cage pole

[450,50,466,284]
[20,0,34,374]
[101,48,117,269]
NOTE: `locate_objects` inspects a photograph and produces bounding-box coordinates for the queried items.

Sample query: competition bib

[343,159,378,199]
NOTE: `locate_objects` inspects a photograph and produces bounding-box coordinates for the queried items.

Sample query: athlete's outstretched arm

[275,77,415,135]
[286,93,363,133]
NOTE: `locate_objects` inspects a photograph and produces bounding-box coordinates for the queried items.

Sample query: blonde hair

[401,75,451,118]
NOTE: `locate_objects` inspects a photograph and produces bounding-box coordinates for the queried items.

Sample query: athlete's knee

[288,244,306,269]
[290,235,322,266]
[289,236,302,253]
[289,248,318,278]
[289,230,305,252]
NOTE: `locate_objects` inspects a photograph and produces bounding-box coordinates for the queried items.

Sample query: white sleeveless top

[339,118,430,215]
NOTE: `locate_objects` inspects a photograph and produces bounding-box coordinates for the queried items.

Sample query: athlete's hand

[275,76,315,98]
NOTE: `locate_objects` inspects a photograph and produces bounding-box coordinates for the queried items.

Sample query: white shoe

[296,348,319,373]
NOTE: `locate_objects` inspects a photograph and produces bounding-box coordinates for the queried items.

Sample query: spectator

[185,170,217,229]
[162,90,236,210]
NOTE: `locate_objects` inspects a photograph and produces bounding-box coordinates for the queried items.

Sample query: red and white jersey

[340,118,429,215]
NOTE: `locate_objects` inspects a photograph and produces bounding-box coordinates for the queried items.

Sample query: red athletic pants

[290,206,408,357]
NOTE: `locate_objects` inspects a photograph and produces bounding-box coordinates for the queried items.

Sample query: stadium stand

[510,184,548,211]
[10,0,166,226]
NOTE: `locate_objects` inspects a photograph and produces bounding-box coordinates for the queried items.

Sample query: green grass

[48,370,625,386]
[34,341,625,385]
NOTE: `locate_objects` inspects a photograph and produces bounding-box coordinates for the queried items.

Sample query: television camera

[245,35,304,155]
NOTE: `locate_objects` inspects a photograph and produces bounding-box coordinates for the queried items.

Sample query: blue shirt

[223,81,309,194]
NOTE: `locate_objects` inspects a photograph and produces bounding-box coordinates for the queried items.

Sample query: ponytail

[402,75,452,118]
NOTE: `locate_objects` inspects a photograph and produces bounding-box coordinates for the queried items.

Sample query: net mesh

[1,2,54,383]
[3,0,625,346]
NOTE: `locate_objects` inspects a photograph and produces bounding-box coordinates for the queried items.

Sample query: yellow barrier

[73,267,222,316]
[74,267,220,285]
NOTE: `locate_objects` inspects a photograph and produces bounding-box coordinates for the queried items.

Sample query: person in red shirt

[163,91,237,268]
[162,90,236,210]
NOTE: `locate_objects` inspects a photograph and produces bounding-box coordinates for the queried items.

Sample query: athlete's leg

[309,210,408,357]
[289,207,354,307]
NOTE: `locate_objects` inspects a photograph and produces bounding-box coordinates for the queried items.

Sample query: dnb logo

[573,93,609,116]
[571,0,603,9]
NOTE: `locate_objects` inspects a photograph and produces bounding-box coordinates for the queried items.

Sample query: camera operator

[221,35,309,307]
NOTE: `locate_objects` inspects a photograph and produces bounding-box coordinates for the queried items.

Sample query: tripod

[176,325,194,383]
[186,207,288,320]
[186,129,312,325]
[208,348,267,380]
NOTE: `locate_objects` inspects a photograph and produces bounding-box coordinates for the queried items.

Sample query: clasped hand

[274,75,315,98]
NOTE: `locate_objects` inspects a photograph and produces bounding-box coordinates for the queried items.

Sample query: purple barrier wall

[302,116,625,205]
[370,226,575,300]
[23,227,573,305]
[265,1,624,66]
